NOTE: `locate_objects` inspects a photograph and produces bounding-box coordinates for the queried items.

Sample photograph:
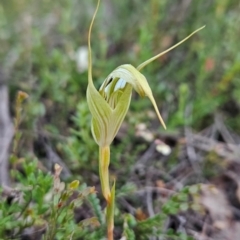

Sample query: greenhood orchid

[87,4,204,149]
[86,1,204,239]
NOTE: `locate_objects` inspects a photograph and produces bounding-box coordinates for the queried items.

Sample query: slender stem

[99,146,111,202]
[106,181,115,240]
[99,146,115,239]
[108,227,113,240]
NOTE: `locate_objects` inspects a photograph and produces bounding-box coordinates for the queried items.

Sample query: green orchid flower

[86,1,204,239]
[87,5,204,150]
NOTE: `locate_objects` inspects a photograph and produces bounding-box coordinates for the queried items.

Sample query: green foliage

[0,161,51,239]
[62,101,98,173]
[0,161,102,240]
[87,189,104,224]
[162,185,201,216]
[117,185,201,240]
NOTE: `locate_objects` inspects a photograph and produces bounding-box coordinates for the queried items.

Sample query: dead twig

[187,133,240,160]
[0,69,14,186]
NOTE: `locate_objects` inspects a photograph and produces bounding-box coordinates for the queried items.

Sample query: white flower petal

[114,78,127,92]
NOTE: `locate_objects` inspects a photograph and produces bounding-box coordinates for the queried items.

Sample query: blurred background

[0,0,240,239]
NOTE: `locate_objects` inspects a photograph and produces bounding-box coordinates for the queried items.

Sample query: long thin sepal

[88,0,100,84]
[137,26,205,71]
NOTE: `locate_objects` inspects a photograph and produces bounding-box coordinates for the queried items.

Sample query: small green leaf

[79,217,100,228]
[69,180,80,190]
[189,184,200,194]
[180,203,189,211]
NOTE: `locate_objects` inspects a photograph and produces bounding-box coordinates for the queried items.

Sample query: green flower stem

[99,146,111,202]
[107,181,115,240]
[99,146,115,239]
